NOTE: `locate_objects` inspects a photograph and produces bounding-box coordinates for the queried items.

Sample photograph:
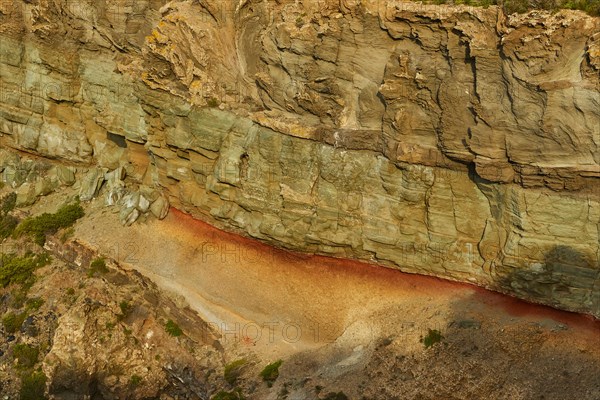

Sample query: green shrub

[0,213,18,239]
[421,328,444,348]
[0,253,51,288]
[165,319,183,337]
[129,374,142,386]
[260,360,282,387]
[207,97,220,107]
[119,300,132,317]
[14,202,84,246]
[26,297,44,311]
[13,344,39,369]
[19,370,47,400]
[11,289,28,308]
[0,192,16,215]
[224,359,247,385]
[87,258,108,277]
[212,388,245,400]
[3,311,28,333]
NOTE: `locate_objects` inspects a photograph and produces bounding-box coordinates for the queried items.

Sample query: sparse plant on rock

[421,328,444,348]
[14,202,84,246]
[12,343,40,369]
[0,253,50,289]
[224,358,247,385]
[87,258,108,277]
[3,311,28,334]
[165,319,183,337]
[260,359,282,387]
[19,370,47,400]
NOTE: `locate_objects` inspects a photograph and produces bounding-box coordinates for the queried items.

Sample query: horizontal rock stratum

[0,0,598,317]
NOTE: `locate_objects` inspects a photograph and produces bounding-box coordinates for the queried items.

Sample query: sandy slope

[67,198,600,398]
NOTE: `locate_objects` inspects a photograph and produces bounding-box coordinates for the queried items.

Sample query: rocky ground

[1,153,599,399]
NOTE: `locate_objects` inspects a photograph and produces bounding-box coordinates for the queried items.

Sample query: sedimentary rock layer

[0,1,598,316]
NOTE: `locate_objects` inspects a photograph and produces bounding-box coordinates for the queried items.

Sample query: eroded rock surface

[0,1,598,316]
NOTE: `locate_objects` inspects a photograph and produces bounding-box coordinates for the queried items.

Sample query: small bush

[260,360,282,387]
[3,311,28,333]
[19,370,47,400]
[13,344,39,369]
[0,253,51,288]
[119,300,132,317]
[0,213,18,239]
[224,359,246,385]
[421,328,444,348]
[207,97,220,108]
[87,258,108,277]
[212,388,245,400]
[129,374,142,386]
[165,319,183,337]
[0,192,16,215]
[26,297,44,311]
[14,202,84,246]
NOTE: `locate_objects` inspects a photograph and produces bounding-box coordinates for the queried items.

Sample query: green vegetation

[129,374,143,386]
[421,0,599,16]
[14,202,84,246]
[119,300,132,318]
[212,388,245,400]
[65,287,75,296]
[2,311,28,334]
[421,328,444,348]
[560,0,600,15]
[0,213,18,240]
[26,297,44,311]
[87,258,108,277]
[1,192,16,215]
[207,97,220,108]
[13,344,40,369]
[19,370,47,400]
[165,319,183,337]
[0,192,18,239]
[0,252,51,288]
[260,360,282,387]
[224,358,247,385]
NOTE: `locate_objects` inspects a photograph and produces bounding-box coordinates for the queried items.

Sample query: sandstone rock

[119,206,140,226]
[15,182,36,206]
[49,165,76,186]
[150,195,169,220]
[79,168,107,201]
[0,1,598,317]
[137,194,150,213]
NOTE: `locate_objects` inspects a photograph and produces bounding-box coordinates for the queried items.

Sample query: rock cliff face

[0,1,599,317]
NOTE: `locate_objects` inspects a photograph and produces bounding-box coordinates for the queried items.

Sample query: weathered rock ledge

[0,1,598,317]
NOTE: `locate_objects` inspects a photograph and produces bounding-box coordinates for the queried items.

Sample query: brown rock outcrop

[0,1,598,316]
